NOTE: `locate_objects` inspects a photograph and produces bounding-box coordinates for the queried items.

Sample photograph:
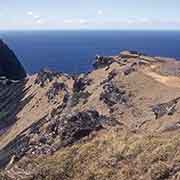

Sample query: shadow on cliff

[0,79,35,168]
[0,79,34,134]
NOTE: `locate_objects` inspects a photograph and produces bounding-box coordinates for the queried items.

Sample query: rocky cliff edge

[1,47,180,179]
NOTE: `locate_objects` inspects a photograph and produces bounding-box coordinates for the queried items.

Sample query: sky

[0,0,180,30]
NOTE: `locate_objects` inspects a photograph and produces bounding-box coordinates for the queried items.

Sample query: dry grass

[7,129,179,180]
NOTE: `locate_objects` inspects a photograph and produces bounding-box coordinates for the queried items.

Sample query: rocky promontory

[1,44,180,179]
[0,40,26,80]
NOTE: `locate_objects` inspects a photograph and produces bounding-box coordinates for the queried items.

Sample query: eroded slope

[1,51,180,179]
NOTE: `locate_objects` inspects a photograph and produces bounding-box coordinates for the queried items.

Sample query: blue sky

[0,0,180,30]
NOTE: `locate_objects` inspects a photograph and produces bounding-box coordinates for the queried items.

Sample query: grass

[71,91,91,107]
[2,130,180,179]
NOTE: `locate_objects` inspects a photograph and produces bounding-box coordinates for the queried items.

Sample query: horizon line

[0,29,180,32]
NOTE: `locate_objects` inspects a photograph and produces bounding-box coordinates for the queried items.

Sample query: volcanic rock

[100,82,128,107]
[35,69,61,87]
[0,40,26,80]
[152,97,180,119]
[93,55,114,69]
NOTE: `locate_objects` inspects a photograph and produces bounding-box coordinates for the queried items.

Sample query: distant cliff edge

[0,40,26,80]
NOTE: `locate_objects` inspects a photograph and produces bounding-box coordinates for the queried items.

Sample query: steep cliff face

[0,40,26,80]
[1,49,180,180]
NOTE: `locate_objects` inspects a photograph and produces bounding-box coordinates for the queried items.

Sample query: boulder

[56,110,107,146]
[152,97,180,119]
[73,75,92,92]
[0,40,26,80]
[46,82,66,101]
[35,69,61,87]
[122,63,136,75]
[93,55,114,69]
[101,70,118,85]
[100,82,128,107]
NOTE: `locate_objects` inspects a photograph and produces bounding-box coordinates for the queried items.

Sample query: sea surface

[0,30,180,74]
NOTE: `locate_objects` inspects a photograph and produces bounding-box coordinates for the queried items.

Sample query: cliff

[0,47,180,179]
[0,40,26,80]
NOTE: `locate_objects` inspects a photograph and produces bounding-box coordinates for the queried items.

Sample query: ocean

[0,30,180,74]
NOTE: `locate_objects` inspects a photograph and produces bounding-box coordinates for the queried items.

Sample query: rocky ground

[1,47,180,179]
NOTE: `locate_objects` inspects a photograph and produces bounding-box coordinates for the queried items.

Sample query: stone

[93,55,114,69]
[0,109,116,158]
[101,70,118,85]
[35,69,61,87]
[100,82,128,107]
[152,97,180,119]
[73,75,92,92]
[46,82,66,101]
[122,64,136,75]
[70,91,91,107]
[56,110,106,146]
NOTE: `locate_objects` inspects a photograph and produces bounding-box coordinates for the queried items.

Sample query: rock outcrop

[93,55,114,69]
[0,40,26,80]
[100,82,128,107]
[152,97,180,119]
[35,69,62,87]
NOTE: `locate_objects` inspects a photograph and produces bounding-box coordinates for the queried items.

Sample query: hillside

[0,40,26,80]
[0,45,180,179]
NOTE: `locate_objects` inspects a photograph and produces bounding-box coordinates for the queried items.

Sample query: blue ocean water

[0,30,180,74]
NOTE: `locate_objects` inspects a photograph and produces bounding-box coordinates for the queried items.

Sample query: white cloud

[139,18,150,23]
[63,19,88,25]
[97,10,103,15]
[63,19,74,24]
[27,11,41,19]
[34,15,40,19]
[27,11,33,16]
[27,11,45,25]
[79,19,88,24]
[36,19,45,24]
[94,18,180,29]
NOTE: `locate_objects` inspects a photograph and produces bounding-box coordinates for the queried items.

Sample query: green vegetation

[71,91,91,107]
[0,111,8,120]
